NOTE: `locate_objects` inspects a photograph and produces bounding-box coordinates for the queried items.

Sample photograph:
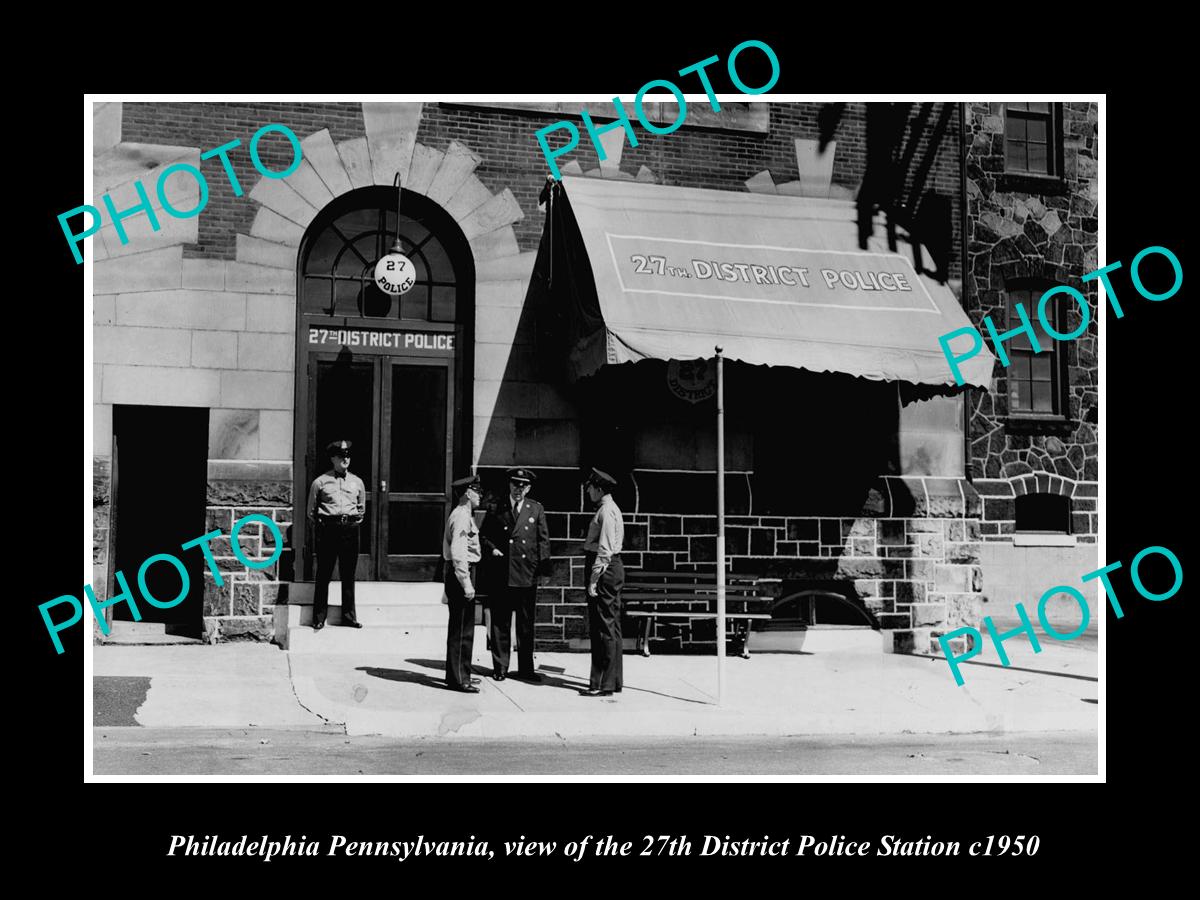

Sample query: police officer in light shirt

[306,439,366,631]
[579,468,625,697]
[443,475,483,693]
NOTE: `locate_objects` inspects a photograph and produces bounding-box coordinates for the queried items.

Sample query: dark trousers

[585,554,624,692]
[489,585,537,675]
[445,566,477,688]
[313,520,359,625]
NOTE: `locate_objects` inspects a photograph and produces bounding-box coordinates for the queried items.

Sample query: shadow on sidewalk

[912,654,1099,683]
[405,658,591,695]
[356,666,461,692]
[402,658,713,705]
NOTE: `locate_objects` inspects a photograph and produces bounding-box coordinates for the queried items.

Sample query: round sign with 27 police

[375,253,416,295]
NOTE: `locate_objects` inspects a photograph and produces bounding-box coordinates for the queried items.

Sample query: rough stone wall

[92,457,111,640]
[480,466,984,655]
[964,102,1099,542]
[202,463,293,642]
[88,458,291,642]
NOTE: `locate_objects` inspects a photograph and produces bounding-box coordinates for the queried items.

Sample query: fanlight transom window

[300,200,458,322]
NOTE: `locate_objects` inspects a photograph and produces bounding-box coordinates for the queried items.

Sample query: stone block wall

[90,457,291,643]
[481,467,985,656]
[973,474,1096,543]
[202,461,293,642]
[92,457,111,641]
[963,101,1099,536]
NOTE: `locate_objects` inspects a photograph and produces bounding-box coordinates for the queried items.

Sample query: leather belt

[317,514,359,525]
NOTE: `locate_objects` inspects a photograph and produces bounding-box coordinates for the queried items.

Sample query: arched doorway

[292,186,475,581]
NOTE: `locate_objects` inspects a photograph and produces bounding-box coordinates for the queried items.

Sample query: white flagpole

[715,346,726,707]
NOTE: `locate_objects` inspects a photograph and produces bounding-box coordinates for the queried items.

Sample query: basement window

[1014,492,1076,546]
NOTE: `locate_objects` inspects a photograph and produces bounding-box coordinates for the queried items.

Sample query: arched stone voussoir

[469,226,520,265]
[458,189,524,242]
[248,177,318,230]
[337,137,373,191]
[363,102,423,187]
[427,141,482,205]
[251,207,305,248]
[406,143,444,196]
[285,158,335,211]
[300,129,353,197]
[445,172,494,223]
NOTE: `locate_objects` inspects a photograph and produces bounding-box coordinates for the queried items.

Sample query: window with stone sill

[1004,102,1062,177]
[1015,492,1072,540]
[1003,286,1070,422]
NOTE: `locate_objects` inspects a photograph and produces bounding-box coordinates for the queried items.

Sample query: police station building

[90,100,1099,654]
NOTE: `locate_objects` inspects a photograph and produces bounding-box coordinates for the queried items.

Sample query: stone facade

[91,100,1000,652]
[963,102,1099,543]
[92,457,111,640]
[201,462,293,642]
[89,457,291,642]
[481,468,984,656]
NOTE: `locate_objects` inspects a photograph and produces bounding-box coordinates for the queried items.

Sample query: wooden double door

[303,343,455,581]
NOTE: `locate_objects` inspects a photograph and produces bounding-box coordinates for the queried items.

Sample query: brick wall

[419,101,963,280]
[116,101,964,280]
[120,102,365,260]
[964,102,1099,541]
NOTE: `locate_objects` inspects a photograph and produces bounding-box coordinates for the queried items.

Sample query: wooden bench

[622,570,773,658]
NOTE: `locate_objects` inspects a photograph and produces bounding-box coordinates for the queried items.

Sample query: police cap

[326,439,352,456]
[506,467,537,485]
[585,467,617,491]
[451,474,482,494]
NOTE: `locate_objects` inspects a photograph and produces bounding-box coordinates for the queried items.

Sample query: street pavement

[92,625,1098,775]
[92,728,1097,775]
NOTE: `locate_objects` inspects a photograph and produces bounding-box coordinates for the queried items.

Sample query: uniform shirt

[582,494,624,576]
[307,470,366,519]
[443,502,481,590]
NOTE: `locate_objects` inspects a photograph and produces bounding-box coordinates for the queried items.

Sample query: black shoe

[492,671,506,681]
[513,671,543,683]
[312,621,325,631]
[578,688,613,697]
[451,684,481,693]
[340,619,363,629]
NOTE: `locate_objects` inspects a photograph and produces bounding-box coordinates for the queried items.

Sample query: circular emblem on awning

[667,358,716,404]
[374,253,416,295]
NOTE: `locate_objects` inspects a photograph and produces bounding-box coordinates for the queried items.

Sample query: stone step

[752,626,881,654]
[280,602,448,628]
[100,621,206,646]
[280,621,469,654]
[285,582,445,605]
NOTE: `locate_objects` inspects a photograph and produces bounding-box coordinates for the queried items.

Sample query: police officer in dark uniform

[481,467,551,682]
[443,475,483,692]
[306,439,366,631]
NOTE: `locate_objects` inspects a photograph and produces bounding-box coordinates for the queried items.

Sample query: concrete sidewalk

[93,629,1098,739]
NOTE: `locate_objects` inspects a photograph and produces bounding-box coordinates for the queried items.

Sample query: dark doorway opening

[111,405,208,635]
